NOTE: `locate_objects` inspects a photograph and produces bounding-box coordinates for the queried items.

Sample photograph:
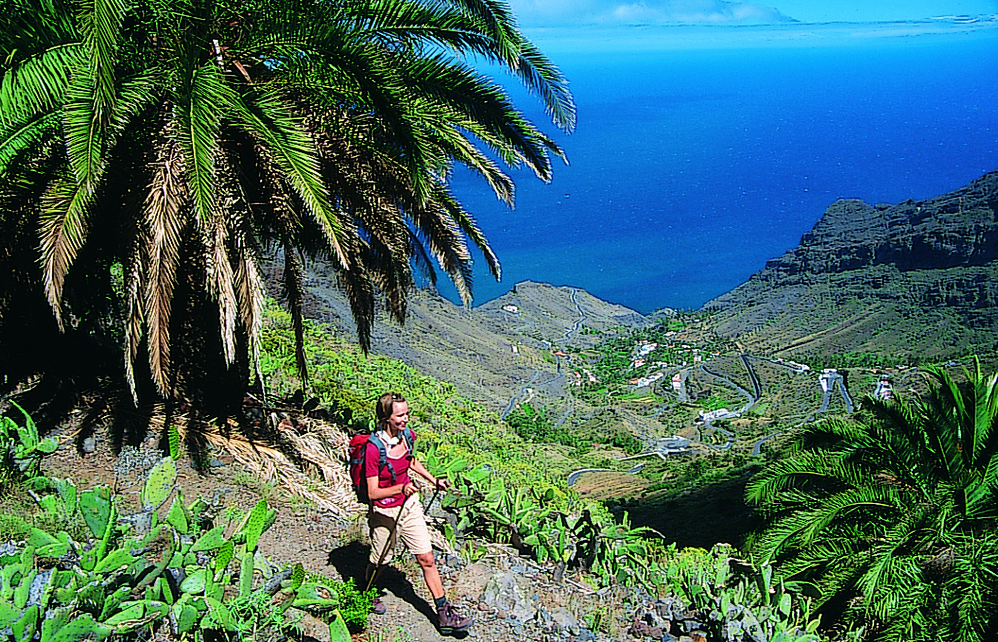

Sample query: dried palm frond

[155,411,365,518]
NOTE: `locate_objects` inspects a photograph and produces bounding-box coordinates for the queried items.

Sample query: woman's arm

[367,475,415,500]
[409,459,448,489]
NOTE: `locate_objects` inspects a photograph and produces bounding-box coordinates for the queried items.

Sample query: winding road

[502,301,861,478]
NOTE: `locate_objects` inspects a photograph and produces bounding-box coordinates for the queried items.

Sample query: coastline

[526,18,998,52]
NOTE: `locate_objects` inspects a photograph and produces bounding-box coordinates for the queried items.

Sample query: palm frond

[62,69,107,185]
[77,0,126,128]
[203,212,238,366]
[231,213,266,394]
[0,111,62,175]
[38,171,96,329]
[280,243,310,387]
[109,69,163,138]
[0,43,82,125]
[142,131,186,396]
[232,87,350,268]
[508,37,576,132]
[122,237,146,405]
[434,183,499,276]
[178,61,224,225]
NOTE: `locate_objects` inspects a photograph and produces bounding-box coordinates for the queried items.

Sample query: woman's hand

[402,482,417,496]
[434,478,450,491]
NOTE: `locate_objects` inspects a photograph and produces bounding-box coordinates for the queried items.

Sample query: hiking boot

[437,601,472,635]
[371,597,387,615]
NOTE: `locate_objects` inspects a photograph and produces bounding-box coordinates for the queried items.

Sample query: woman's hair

[376,392,406,425]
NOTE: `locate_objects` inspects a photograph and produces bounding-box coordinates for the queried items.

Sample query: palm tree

[746,361,998,641]
[0,0,575,403]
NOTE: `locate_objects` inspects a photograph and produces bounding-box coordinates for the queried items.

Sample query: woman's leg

[415,551,444,599]
[367,506,400,615]
[398,499,472,633]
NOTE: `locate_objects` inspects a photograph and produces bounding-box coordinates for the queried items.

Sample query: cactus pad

[241,499,268,553]
[141,458,177,511]
[45,613,112,642]
[166,488,190,534]
[290,563,305,591]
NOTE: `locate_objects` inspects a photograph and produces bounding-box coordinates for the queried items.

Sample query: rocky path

[34,427,622,642]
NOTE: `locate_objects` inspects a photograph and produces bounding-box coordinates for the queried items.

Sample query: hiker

[364,392,472,635]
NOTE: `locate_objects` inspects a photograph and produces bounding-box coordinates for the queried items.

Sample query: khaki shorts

[368,493,432,564]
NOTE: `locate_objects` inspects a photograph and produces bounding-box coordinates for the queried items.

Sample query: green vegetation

[817,351,905,370]
[0,415,365,642]
[254,306,826,636]
[0,403,58,482]
[578,317,739,405]
[747,361,998,641]
[2,3,993,642]
[0,0,573,406]
[505,403,642,456]
[506,404,570,446]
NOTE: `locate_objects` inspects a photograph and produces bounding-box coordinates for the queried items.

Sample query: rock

[296,613,330,642]
[549,607,580,633]
[628,618,661,639]
[656,597,686,621]
[483,571,537,623]
[26,570,51,607]
[452,562,493,600]
[82,437,97,453]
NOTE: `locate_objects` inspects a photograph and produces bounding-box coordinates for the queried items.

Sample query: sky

[506,0,998,26]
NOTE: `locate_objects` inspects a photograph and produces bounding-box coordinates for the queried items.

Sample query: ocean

[438,22,998,314]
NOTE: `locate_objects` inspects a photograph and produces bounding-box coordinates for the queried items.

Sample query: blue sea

[438,22,998,314]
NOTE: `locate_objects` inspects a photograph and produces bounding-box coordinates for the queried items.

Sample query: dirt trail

[35,428,613,642]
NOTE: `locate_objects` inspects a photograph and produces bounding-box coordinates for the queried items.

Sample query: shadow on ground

[626,471,762,550]
[326,541,449,633]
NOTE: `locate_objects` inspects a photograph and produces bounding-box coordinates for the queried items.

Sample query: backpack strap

[366,432,396,485]
[401,427,415,460]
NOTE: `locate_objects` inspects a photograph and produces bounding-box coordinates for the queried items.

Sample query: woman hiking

[364,392,473,635]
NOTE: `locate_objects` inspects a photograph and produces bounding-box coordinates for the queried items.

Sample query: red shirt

[364,437,413,508]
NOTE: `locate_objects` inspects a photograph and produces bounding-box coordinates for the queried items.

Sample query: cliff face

[765,173,998,276]
[706,170,998,361]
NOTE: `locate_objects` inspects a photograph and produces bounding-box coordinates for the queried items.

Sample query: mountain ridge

[288,170,998,414]
[704,170,998,363]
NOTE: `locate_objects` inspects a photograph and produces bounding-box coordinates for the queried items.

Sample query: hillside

[10,173,998,642]
[704,170,998,364]
[293,266,652,411]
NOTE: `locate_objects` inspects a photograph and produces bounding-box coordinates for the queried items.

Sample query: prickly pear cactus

[215,540,234,574]
[328,610,351,642]
[166,491,189,535]
[239,552,254,598]
[79,486,113,539]
[141,458,177,512]
[290,563,305,591]
[242,499,269,553]
[44,613,112,642]
[11,604,37,642]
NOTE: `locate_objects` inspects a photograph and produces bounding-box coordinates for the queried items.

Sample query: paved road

[741,354,762,399]
[501,370,541,419]
[567,463,644,486]
[818,372,855,414]
[698,363,756,414]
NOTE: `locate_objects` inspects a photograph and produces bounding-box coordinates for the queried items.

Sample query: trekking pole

[425,483,443,514]
[365,491,412,593]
